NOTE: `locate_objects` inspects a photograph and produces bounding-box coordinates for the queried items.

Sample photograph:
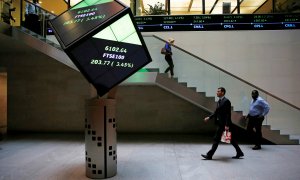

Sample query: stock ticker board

[134,13,300,32]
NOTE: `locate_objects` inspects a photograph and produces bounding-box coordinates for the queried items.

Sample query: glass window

[254,0,273,14]
[275,0,300,13]
[238,0,268,14]
[170,0,202,15]
[133,0,284,16]
[141,0,166,15]
[209,0,238,14]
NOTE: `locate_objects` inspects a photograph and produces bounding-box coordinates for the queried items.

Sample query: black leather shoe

[252,145,261,150]
[201,154,212,160]
[232,152,244,159]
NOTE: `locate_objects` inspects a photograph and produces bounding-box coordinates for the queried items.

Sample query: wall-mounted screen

[135,13,300,32]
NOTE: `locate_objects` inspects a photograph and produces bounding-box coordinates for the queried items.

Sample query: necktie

[217,99,221,107]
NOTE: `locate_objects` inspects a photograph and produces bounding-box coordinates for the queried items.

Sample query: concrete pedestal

[85,98,117,179]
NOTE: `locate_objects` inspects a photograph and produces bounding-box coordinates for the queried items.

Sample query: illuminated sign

[135,13,300,32]
[50,0,123,48]
[49,0,152,96]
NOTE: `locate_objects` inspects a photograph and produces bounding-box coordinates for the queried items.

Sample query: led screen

[50,0,152,96]
[50,0,124,48]
[68,13,151,96]
[68,14,151,96]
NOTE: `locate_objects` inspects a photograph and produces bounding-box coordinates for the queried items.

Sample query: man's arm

[261,100,270,116]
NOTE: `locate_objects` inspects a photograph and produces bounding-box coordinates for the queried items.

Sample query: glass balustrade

[13,0,63,45]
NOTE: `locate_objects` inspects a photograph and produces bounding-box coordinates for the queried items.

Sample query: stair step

[289,135,300,144]
[290,135,300,140]
[145,68,159,72]
[289,139,299,144]
[179,82,187,86]
[159,73,168,77]
[188,87,197,91]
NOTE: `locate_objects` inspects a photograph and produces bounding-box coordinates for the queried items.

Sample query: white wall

[143,30,300,108]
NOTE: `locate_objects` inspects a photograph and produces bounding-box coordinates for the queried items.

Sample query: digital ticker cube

[50,0,152,96]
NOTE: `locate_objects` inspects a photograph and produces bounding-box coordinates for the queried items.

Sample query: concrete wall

[116,85,213,134]
[144,30,300,108]
[0,34,90,132]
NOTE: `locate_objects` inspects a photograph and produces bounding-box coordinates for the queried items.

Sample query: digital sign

[49,0,152,96]
[134,13,300,32]
[50,0,123,49]
[68,14,151,96]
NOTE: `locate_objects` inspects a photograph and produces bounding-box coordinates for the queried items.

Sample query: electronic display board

[50,0,123,49]
[49,0,152,96]
[68,13,151,96]
[135,13,300,32]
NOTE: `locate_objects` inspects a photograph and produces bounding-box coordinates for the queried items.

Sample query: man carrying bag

[202,87,244,160]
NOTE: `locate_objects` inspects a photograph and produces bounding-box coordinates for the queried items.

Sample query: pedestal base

[85,98,117,179]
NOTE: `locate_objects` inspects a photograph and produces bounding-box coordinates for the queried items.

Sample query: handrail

[63,0,70,7]
[148,34,300,111]
[21,0,58,37]
[24,0,57,17]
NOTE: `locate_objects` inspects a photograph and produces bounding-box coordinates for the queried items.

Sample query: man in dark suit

[201,87,244,160]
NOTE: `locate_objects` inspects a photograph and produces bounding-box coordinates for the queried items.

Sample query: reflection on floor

[0,133,300,180]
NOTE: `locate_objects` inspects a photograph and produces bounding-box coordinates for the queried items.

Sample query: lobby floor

[0,133,300,180]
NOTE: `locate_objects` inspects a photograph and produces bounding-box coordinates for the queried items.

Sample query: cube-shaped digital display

[49,0,152,96]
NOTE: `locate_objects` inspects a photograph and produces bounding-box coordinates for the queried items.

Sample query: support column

[85,97,117,179]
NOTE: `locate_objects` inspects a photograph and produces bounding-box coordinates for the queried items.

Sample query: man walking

[246,90,270,150]
[202,87,244,160]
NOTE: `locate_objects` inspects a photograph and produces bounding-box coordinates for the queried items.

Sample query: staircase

[11,26,77,70]
[126,70,299,144]
[1,22,299,144]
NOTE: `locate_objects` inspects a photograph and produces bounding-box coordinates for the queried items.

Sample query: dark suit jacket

[209,97,232,127]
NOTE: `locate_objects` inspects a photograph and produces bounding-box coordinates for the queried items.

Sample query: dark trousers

[207,125,242,157]
[247,115,264,146]
[25,14,40,34]
[2,14,10,25]
[164,55,174,76]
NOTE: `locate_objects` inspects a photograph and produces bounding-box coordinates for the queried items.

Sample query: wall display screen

[135,13,300,32]
[50,0,124,49]
[68,13,152,96]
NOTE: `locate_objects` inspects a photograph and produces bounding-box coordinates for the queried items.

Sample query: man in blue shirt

[246,90,270,150]
[164,38,175,78]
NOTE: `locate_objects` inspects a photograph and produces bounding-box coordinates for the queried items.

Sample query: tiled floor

[0,133,300,180]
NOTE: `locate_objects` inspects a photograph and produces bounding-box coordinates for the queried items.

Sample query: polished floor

[0,133,300,180]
